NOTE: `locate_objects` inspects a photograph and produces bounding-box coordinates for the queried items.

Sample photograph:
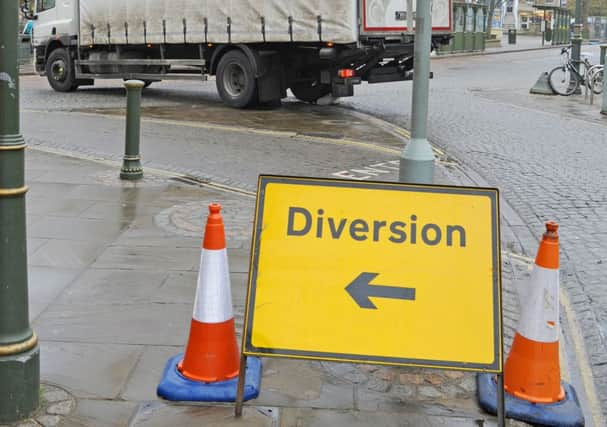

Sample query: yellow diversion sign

[242,176,502,372]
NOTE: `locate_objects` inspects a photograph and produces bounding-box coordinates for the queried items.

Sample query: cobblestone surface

[341,46,607,419]
[0,384,75,427]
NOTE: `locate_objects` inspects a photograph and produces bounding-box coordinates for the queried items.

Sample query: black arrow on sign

[345,272,416,309]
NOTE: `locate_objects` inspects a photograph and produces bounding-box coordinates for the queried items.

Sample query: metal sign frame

[236,175,504,418]
[242,175,503,368]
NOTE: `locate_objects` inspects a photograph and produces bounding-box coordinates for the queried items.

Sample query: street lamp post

[399,0,435,184]
[0,0,40,423]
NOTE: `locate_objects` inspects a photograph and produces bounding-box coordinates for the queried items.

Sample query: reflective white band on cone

[192,248,233,324]
[516,265,559,343]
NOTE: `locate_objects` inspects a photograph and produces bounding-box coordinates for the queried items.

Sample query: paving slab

[28,266,82,320]
[278,407,493,427]
[59,399,138,427]
[129,402,277,427]
[28,240,106,269]
[255,358,355,410]
[27,197,97,217]
[120,346,183,402]
[34,303,191,346]
[91,245,199,271]
[150,271,248,305]
[57,269,169,305]
[39,341,143,399]
[28,216,127,242]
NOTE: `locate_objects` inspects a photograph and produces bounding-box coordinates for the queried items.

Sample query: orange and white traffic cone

[157,203,261,402]
[477,222,584,426]
[177,203,240,382]
[504,221,563,403]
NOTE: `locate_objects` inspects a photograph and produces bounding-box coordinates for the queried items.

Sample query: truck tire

[216,50,257,108]
[46,48,78,92]
[291,81,331,103]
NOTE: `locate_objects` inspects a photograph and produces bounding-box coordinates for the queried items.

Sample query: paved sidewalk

[485,34,555,54]
[1,107,582,426]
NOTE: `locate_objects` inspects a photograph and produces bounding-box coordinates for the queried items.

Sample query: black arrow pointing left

[345,272,416,310]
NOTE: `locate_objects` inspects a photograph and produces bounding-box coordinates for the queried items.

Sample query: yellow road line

[561,290,605,427]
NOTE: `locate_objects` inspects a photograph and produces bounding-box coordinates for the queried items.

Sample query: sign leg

[497,373,506,427]
[235,354,247,417]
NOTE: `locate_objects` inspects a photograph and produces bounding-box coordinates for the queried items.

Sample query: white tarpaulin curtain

[80,0,358,45]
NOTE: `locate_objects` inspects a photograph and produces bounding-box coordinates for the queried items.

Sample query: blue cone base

[477,373,584,427]
[157,354,262,402]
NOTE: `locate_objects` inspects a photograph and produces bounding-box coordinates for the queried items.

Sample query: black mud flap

[331,76,361,98]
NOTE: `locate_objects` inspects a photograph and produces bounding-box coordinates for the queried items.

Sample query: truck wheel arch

[210,45,265,78]
[44,40,65,61]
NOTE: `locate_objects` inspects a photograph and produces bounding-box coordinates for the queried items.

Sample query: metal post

[120,80,145,180]
[554,9,560,45]
[0,0,40,423]
[399,0,434,184]
[600,44,607,65]
[497,373,506,427]
[601,74,607,114]
[234,354,247,417]
[572,0,582,62]
[542,11,546,47]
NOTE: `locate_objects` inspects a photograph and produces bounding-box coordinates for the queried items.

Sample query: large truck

[25,0,452,108]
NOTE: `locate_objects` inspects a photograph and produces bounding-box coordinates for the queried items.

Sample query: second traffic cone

[177,203,240,382]
[157,203,262,402]
[504,221,563,403]
[477,221,584,427]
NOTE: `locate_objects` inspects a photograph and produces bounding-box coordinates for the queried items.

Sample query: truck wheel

[291,81,331,103]
[46,48,78,92]
[216,50,257,108]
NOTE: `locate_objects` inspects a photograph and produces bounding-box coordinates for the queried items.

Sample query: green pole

[399,0,435,184]
[120,80,145,180]
[572,0,582,62]
[555,9,561,45]
[0,0,40,423]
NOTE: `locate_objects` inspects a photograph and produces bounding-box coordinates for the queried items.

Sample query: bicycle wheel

[548,65,580,96]
[590,68,603,95]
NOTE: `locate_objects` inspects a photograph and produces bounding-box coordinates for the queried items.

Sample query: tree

[485,0,506,39]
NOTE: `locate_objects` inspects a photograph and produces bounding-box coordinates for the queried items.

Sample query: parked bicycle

[548,45,602,96]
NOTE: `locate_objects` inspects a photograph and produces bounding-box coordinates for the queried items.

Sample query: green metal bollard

[120,80,145,180]
[600,44,607,65]
[571,0,582,62]
[0,0,40,423]
[601,76,607,115]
